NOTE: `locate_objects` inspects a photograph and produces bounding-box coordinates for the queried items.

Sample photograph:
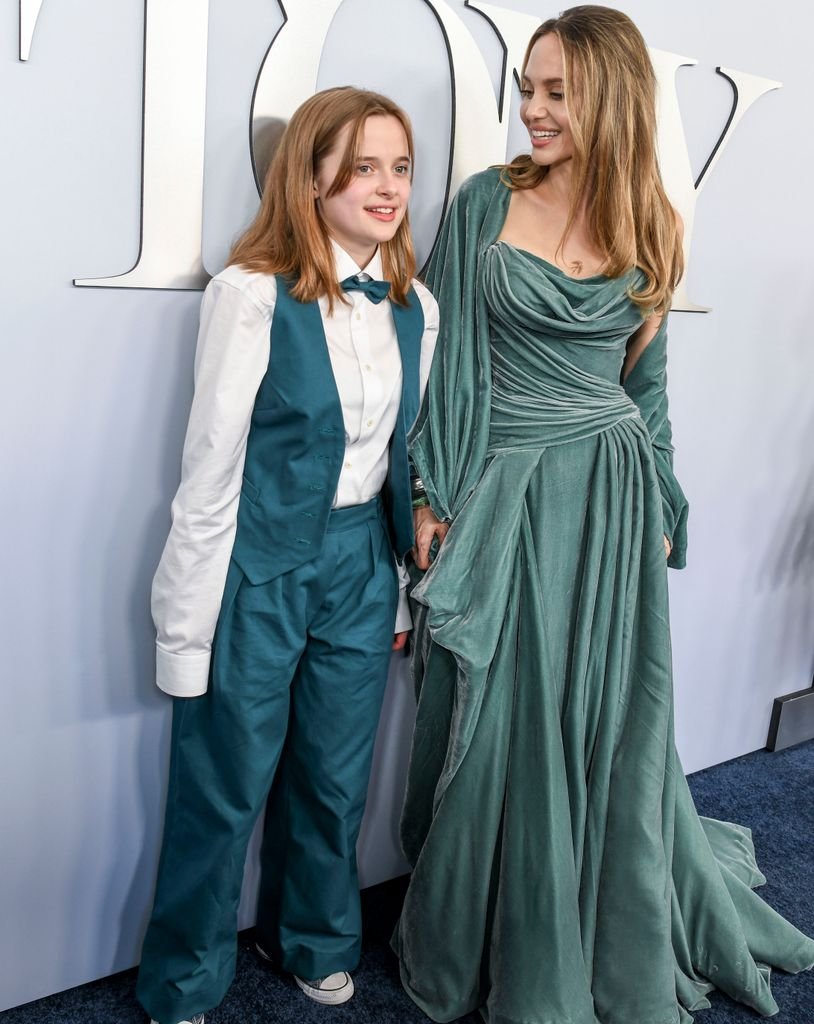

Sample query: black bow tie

[340,275,391,304]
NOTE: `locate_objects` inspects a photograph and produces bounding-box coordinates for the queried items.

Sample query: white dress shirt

[151,241,439,697]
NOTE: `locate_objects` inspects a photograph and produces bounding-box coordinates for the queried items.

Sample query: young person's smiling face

[314,114,412,269]
[520,32,575,171]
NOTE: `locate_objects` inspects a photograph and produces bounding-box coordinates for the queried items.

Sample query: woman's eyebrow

[357,155,412,163]
[522,75,564,86]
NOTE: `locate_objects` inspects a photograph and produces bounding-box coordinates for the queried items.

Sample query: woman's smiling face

[519,32,574,171]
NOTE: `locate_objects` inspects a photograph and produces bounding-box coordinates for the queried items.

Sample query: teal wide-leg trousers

[137,498,398,1024]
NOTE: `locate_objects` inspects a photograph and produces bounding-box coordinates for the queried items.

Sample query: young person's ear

[312,181,319,199]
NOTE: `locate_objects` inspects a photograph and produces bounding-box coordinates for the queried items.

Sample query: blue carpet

[2,742,811,1024]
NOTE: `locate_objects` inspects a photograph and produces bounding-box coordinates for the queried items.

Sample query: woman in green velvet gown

[393,8,814,1024]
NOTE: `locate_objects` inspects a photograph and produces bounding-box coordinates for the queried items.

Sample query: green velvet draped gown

[392,168,814,1024]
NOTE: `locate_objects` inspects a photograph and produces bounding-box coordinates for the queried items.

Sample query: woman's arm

[409,283,448,570]
[622,209,687,565]
[151,272,275,696]
[622,313,689,568]
[409,170,501,524]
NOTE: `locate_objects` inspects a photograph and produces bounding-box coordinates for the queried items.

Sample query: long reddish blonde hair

[228,87,416,308]
[503,6,683,313]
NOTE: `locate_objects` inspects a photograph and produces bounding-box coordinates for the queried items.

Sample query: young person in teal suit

[136,87,438,1024]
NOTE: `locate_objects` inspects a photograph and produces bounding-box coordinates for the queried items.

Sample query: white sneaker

[149,1016,204,1024]
[255,941,354,1004]
[294,972,354,1005]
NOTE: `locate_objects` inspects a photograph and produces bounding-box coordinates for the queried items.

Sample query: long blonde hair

[228,87,416,308]
[503,6,683,313]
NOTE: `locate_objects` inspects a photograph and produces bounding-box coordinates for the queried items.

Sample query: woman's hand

[664,535,672,559]
[413,506,449,570]
[392,631,409,652]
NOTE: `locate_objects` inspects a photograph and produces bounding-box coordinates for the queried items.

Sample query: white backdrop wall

[1,0,812,1011]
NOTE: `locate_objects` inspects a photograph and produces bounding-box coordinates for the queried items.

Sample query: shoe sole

[294,974,354,1005]
[255,941,273,964]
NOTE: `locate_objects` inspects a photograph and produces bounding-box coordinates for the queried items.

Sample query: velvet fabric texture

[392,169,814,1024]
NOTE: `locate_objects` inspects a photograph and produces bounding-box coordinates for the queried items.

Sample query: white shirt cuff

[394,560,412,633]
[155,645,211,697]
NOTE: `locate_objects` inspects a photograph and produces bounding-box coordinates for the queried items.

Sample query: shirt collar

[330,238,384,282]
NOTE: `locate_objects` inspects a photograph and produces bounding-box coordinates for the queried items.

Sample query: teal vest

[230,276,424,585]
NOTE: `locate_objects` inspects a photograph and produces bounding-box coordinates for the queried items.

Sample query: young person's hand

[393,631,410,652]
[664,535,672,559]
[413,507,449,570]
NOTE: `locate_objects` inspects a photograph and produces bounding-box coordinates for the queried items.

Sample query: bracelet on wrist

[410,475,427,501]
[412,495,430,509]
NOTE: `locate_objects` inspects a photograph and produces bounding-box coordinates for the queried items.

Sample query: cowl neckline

[484,240,645,337]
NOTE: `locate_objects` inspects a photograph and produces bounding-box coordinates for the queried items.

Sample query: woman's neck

[542,161,573,205]
[537,162,589,231]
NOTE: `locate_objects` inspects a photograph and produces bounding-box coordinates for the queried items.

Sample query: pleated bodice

[484,241,644,453]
